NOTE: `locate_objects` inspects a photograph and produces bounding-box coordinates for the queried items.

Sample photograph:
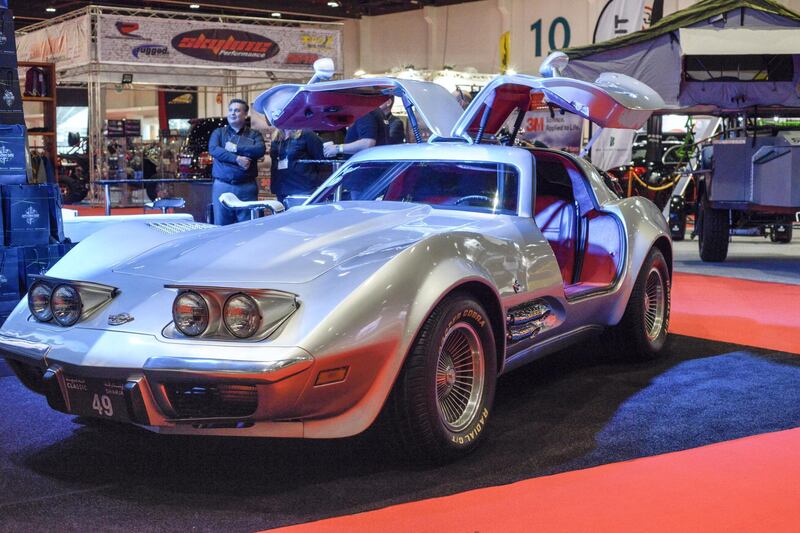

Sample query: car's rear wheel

[602,248,670,360]
[384,293,496,463]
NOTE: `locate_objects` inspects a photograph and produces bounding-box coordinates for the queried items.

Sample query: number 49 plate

[63,376,130,422]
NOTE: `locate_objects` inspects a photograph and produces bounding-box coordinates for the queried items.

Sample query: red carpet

[671,272,800,355]
[267,272,800,532]
[272,427,800,532]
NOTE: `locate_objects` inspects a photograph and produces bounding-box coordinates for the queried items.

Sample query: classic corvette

[0,65,670,462]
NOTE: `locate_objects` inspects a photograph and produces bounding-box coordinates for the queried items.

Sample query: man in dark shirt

[208,98,266,225]
[382,96,406,145]
[323,108,387,158]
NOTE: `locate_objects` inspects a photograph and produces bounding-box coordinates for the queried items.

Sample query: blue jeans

[212,179,258,225]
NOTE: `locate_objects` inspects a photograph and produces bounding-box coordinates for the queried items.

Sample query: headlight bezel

[165,286,298,342]
[172,290,211,337]
[223,293,262,339]
[28,280,54,322]
[51,284,83,326]
[27,276,118,326]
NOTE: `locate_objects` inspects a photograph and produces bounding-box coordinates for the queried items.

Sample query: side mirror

[309,58,335,84]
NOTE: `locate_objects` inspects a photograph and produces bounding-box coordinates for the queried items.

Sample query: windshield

[309,160,519,215]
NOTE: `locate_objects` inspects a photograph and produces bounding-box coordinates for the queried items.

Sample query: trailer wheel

[698,193,729,262]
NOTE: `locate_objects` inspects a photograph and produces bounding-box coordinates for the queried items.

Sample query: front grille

[163,382,258,419]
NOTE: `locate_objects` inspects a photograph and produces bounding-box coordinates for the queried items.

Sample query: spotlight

[189,3,200,8]
[327,1,340,7]
[45,7,56,12]
[271,12,281,17]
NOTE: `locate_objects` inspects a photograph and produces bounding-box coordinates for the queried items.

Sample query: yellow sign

[499,31,510,74]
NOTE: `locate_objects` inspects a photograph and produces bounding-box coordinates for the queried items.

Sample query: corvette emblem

[108,313,134,326]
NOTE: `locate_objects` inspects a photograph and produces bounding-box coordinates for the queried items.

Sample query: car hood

[113,202,476,284]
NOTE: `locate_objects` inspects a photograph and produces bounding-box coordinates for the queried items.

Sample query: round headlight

[223,293,261,338]
[51,284,82,326]
[28,281,53,322]
[173,291,210,337]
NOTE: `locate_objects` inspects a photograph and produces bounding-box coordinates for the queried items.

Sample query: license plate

[63,375,130,422]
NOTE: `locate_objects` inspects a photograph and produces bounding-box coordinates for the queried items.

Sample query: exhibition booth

[15,5,343,216]
[0,0,799,531]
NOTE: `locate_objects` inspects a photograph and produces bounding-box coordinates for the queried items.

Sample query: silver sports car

[0,69,670,462]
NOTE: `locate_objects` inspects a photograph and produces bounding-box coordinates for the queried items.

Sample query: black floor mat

[1,335,799,532]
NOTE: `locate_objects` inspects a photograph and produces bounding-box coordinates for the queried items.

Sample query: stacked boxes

[0,5,70,326]
[0,184,69,324]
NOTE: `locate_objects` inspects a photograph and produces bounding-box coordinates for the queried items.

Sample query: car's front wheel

[385,293,497,463]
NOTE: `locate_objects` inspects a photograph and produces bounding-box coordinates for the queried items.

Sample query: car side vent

[147,222,213,235]
[163,382,258,419]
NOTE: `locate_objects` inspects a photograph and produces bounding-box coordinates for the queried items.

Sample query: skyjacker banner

[97,15,341,71]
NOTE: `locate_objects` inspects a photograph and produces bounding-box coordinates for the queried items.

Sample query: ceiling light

[271,12,281,17]
[189,3,200,8]
[327,1,340,7]
[45,7,56,12]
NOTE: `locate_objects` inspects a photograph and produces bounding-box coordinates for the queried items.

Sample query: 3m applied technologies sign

[97,15,341,71]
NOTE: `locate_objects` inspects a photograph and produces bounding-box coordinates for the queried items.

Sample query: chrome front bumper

[0,333,314,433]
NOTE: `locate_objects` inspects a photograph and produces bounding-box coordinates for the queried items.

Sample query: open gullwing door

[451,72,665,143]
[253,77,464,140]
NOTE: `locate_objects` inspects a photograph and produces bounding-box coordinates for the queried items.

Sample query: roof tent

[558,0,800,114]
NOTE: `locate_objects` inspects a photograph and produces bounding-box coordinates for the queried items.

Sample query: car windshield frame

[308,159,521,216]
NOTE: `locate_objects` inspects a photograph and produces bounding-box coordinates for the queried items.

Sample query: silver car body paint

[0,74,670,439]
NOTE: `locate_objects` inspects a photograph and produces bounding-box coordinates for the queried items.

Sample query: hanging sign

[97,14,342,71]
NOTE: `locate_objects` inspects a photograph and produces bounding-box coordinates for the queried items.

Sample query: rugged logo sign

[171,30,279,63]
[132,44,169,59]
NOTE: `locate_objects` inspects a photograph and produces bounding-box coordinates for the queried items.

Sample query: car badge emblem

[108,313,135,326]
[3,89,14,107]
[0,146,13,164]
[22,206,39,226]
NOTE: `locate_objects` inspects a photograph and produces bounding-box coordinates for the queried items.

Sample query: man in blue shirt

[208,99,266,225]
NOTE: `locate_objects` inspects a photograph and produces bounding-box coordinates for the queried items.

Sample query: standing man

[323,105,386,158]
[208,98,266,225]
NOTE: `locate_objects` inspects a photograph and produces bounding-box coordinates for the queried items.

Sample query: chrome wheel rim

[435,322,484,432]
[644,267,666,341]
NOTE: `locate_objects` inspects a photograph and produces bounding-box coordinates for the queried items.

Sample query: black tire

[670,211,687,241]
[770,223,793,244]
[384,293,497,464]
[59,176,87,204]
[698,193,729,262]
[602,248,670,360]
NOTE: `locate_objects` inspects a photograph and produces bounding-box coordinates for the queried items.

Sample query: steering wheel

[454,194,493,206]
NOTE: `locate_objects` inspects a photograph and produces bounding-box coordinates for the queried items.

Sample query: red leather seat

[534,195,576,283]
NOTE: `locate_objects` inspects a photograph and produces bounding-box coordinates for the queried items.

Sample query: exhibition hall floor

[1,236,799,532]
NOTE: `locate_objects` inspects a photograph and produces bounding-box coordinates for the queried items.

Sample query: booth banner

[97,15,341,71]
[518,110,582,153]
[15,16,91,70]
[590,0,653,170]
